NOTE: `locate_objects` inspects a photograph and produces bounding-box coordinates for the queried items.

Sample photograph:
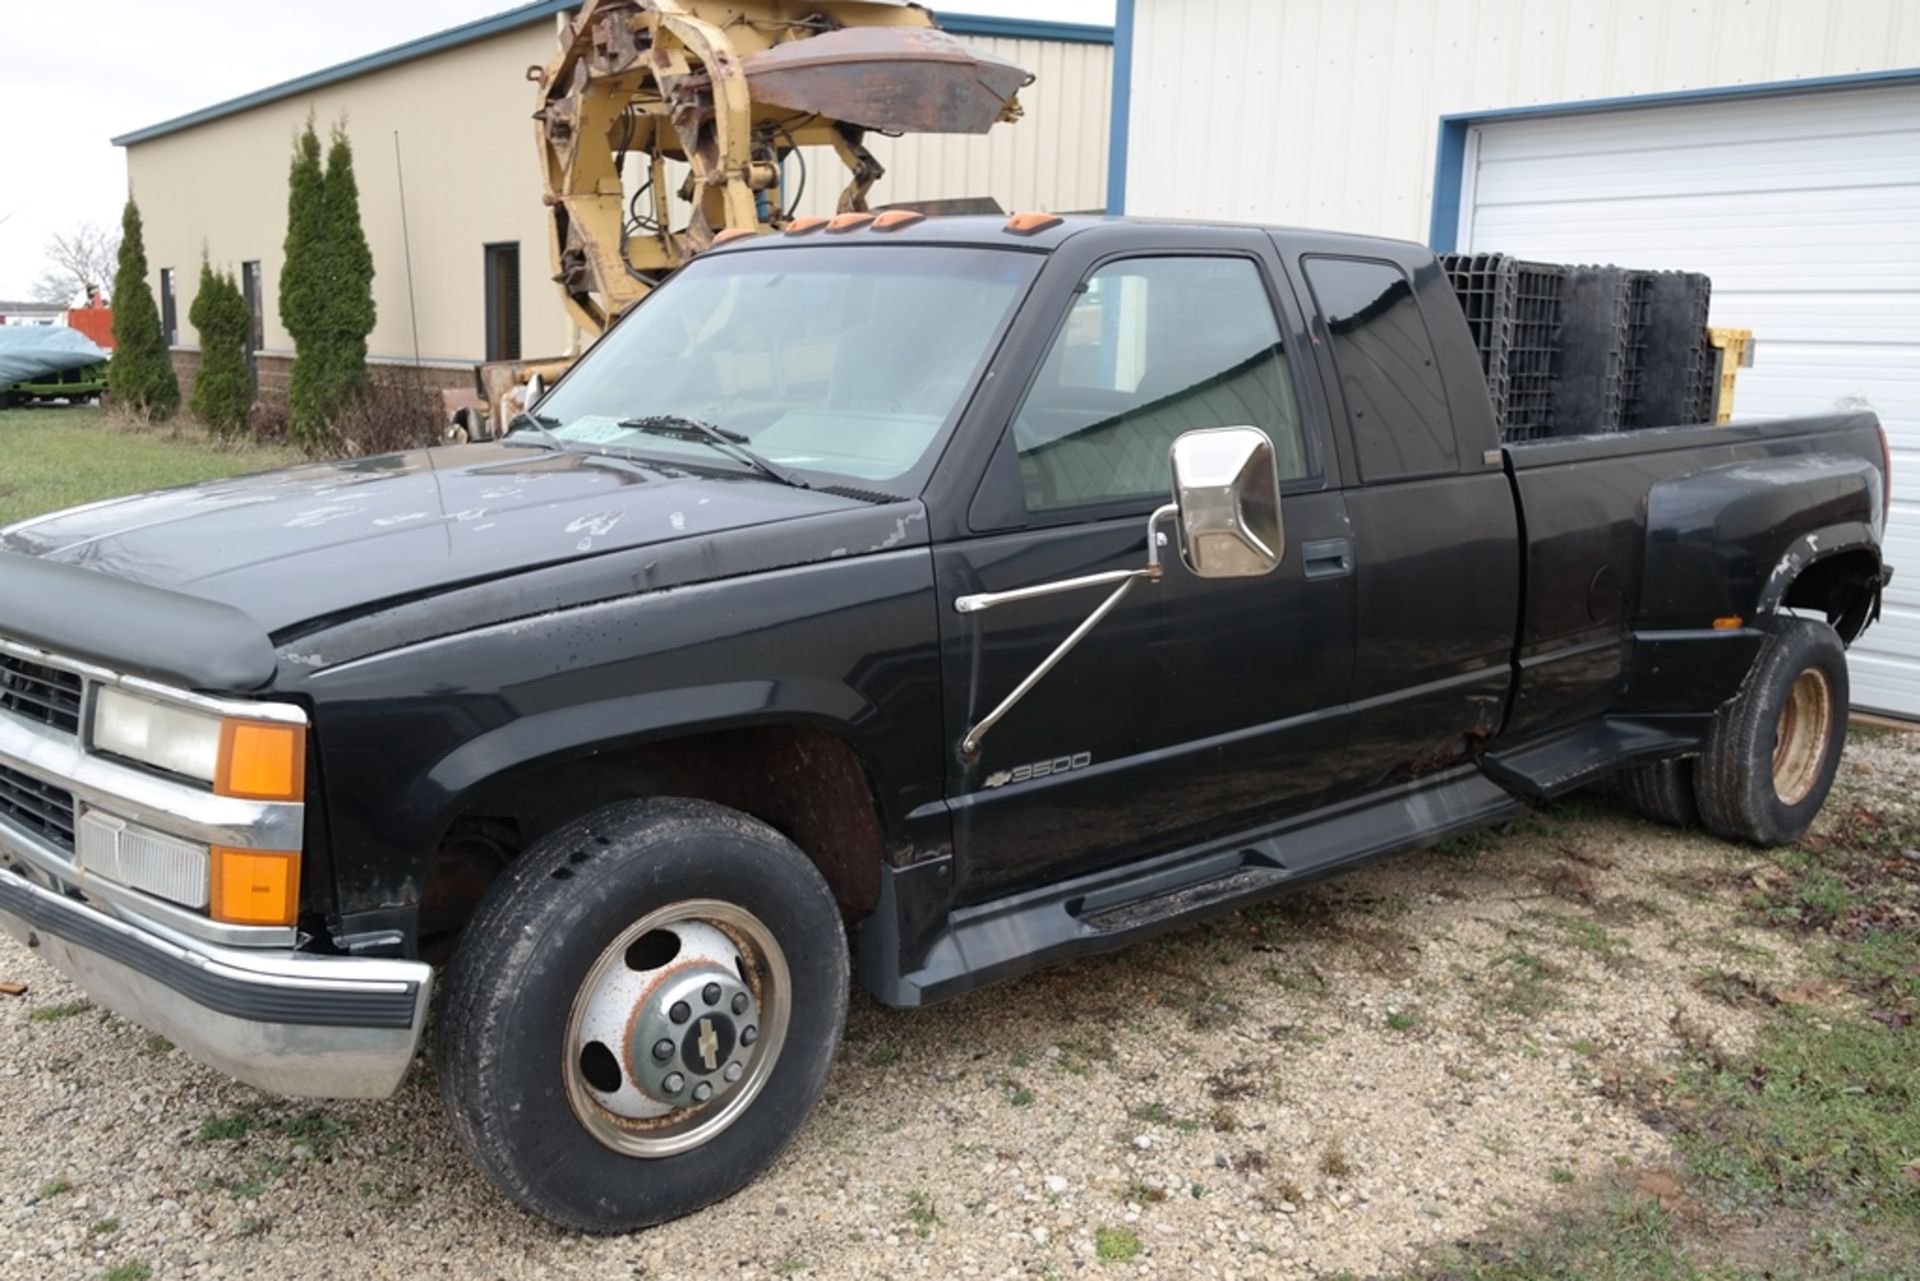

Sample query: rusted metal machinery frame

[444,0,1030,440]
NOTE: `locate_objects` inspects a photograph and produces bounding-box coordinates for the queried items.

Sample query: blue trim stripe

[1428,64,1920,251]
[1106,0,1134,214]
[939,14,1114,46]
[113,5,1113,147]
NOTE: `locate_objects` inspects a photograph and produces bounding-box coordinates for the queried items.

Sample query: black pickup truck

[0,216,1891,1231]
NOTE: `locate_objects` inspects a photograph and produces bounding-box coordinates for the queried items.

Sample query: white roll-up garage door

[1459,83,1920,716]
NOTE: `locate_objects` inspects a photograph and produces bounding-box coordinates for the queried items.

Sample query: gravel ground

[6,732,1913,1281]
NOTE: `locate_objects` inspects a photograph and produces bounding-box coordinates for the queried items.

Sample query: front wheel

[437,798,849,1232]
[1694,617,1849,846]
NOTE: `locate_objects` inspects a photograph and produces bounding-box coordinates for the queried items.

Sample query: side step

[1476,716,1701,804]
[862,767,1523,1008]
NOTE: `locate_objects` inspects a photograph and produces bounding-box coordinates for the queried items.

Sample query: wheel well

[419,725,888,957]
[1781,548,1881,642]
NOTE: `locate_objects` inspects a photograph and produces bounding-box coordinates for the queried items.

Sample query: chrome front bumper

[0,830,432,1099]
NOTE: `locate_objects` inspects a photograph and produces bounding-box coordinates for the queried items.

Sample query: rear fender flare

[1755,522,1881,617]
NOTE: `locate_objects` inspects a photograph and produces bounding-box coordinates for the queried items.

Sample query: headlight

[92,686,222,782]
[91,687,306,800]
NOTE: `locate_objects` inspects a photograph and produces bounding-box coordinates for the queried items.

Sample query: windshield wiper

[501,412,566,451]
[617,415,811,490]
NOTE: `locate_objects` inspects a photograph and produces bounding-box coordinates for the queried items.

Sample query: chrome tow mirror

[1169,426,1284,577]
[953,426,1285,759]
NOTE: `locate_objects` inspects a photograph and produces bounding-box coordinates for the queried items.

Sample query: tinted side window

[1302,257,1454,482]
[1013,257,1309,513]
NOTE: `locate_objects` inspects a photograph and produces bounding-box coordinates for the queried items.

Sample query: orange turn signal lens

[216,721,306,801]
[711,227,758,245]
[210,847,301,926]
[1712,615,1744,631]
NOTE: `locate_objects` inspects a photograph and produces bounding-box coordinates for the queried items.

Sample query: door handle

[1301,537,1353,580]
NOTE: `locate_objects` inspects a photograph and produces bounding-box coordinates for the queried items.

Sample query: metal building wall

[1119,0,1920,239]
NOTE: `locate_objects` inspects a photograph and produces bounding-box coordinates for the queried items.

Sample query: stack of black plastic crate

[1441,253,1713,442]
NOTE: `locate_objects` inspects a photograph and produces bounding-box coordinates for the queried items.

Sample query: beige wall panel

[128,23,568,366]
[128,24,1109,369]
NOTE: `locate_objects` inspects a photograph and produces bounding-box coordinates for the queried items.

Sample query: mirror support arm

[955,503,1176,760]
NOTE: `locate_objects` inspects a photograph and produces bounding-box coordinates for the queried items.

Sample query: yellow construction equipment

[448,0,1031,440]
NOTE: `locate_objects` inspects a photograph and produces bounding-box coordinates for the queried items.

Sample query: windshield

[533,245,1040,490]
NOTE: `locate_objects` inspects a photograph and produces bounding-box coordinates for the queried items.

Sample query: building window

[484,243,521,362]
[240,261,265,352]
[159,268,177,347]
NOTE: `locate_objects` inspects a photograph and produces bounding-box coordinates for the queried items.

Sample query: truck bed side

[1500,411,1886,742]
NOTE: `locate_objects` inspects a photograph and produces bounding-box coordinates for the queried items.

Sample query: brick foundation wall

[166,348,475,432]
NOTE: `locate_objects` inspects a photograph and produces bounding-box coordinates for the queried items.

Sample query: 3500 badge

[983,752,1093,789]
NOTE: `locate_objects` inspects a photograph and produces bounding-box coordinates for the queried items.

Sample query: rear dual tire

[1619,617,1848,847]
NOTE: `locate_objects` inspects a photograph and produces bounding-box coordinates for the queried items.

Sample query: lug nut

[702,982,722,1006]
[669,1000,691,1024]
[740,1024,758,1046]
[731,992,749,1015]
[692,1081,713,1102]
[662,1072,684,1093]
[723,1062,743,1083]
[652,1038,674,1061]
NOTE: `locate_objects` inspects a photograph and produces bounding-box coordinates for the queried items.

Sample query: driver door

[935,242,1359,904]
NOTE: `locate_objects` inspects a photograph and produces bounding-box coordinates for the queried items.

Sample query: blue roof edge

[113,4,1113,147]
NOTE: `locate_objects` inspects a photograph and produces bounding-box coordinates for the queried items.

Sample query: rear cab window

[1301,256,1456,483]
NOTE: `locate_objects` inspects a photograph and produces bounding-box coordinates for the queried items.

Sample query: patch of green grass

[1678,1012,1920,1223]
[0,406,304,525]
[138,1035,173,1056]
[88,1217,120,1237]
[905,1190,942,1236]
[28,999,93,1023]
[1386,1010,1421,1032]
[1429,1190,1699,1280]
[198,1111,256,1142]
[1128,1101,1173,1126]
[36,1178,72,1199]
[1095,1225,1143,1263]
[774,1258,806,1275]
[865,1043,898,1068]
[103,1263,153,1281]
[1549,1168,1577,1185]
[1006,1083,1034,1107]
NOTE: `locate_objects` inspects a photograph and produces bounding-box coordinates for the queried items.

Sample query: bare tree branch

[34,221,122,306]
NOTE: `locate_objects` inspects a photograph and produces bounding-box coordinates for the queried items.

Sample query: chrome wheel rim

[1771,667,1833,807]
[563,899,790,1159]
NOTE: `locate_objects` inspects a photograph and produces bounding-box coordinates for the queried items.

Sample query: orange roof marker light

[1004,211,1062,236]
[827,212,876,233]
[712,227,758,245]
[784,216,829,235]
[871,210,926,232]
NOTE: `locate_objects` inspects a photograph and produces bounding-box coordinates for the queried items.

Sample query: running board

[862,767,1524,1008]
[1476,716,1700,804]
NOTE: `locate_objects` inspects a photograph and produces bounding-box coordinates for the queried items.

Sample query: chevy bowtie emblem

[697,1018,719,1071]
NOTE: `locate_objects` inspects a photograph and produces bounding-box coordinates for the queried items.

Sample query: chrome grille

[0,653,83,734]
[0,763,76,852]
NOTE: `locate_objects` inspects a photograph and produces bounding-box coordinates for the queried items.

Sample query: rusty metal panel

[740,28,1031,135]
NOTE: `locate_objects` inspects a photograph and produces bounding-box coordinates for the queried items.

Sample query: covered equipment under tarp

[0,328,108,387]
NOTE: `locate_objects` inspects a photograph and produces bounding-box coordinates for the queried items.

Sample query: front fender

[295,550,944,929]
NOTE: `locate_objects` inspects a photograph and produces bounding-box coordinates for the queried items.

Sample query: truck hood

[1,444,874,636]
